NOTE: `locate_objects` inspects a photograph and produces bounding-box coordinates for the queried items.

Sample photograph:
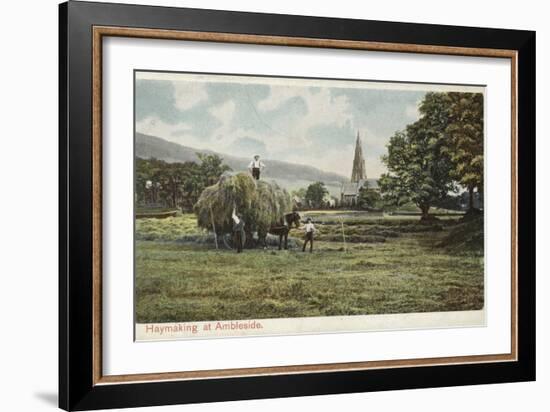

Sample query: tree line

[136,154,231,211]
[380,92,483,219]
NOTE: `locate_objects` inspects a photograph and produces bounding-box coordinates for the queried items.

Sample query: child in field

[302,217,315,253]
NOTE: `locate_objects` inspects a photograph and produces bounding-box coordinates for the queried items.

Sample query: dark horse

[259,212,301,250]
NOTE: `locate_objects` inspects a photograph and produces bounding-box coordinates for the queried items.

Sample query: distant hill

[136,133,351,195]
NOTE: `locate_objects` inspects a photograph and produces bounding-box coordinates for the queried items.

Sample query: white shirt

[304,222,315,233]
[248,159,265,169]
[231,209,240,224]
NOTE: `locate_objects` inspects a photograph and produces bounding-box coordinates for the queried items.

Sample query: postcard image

[133,71,485,341]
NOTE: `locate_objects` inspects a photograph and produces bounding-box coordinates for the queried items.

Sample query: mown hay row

[315,234,386,243]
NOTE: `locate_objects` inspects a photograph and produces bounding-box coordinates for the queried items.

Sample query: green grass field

[135,212,484,323]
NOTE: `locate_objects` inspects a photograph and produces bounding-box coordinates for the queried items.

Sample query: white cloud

[253,85,354,149]
[209,100,236,123]
[405,101,420,120]
[173,81,208,111]
[259,85,352,126]
[257,86,298,112]
[301,88,352,128]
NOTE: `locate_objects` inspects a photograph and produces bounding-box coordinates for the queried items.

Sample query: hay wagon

[195,172,294,251]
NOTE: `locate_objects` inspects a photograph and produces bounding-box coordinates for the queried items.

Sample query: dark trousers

[302,232,313,253]
[252,167,260,180]
[233,230,243,253]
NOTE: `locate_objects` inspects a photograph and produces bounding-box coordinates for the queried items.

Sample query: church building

[340,132,378,206]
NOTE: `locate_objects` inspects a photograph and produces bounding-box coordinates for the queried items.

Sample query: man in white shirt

[302,217,316,253]
[231,207,245,253]
[248,155,265,180]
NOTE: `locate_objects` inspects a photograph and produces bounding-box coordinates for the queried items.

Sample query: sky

[135,71,432,178]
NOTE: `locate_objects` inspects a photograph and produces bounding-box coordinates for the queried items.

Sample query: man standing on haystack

[232,207,245,253]
[248,154,266,180]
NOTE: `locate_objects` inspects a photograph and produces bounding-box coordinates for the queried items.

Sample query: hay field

[135,211,484,323]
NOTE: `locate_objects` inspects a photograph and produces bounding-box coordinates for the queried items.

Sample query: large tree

[443,92,484,211]
[197,153,232,187]
[305,182,328,209]
[380,93,456,219]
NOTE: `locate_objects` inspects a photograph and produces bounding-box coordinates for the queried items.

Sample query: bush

[437,215,483,254]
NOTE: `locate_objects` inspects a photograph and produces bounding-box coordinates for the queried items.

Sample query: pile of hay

[194,172,292,236]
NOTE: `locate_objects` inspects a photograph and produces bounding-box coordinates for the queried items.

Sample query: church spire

[351,131,367,182]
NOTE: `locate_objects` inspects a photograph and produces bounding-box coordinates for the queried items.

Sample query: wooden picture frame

[59,1,535,410]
